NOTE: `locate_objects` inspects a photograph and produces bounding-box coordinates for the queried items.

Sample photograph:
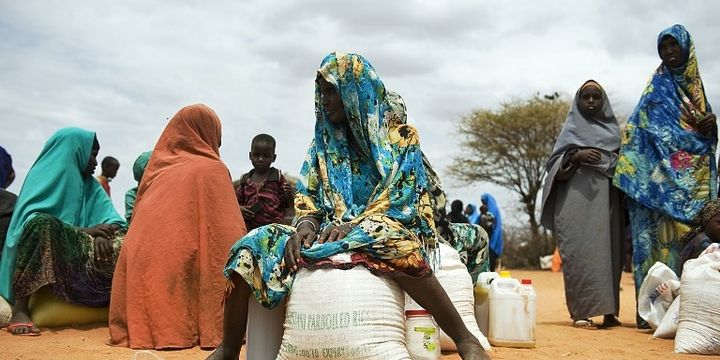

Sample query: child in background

[236,134,293,230]
[97,156,119,196]
[478,202,495,235]
[679,199,720,273]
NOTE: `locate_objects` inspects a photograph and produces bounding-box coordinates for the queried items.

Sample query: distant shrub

[500,225,556,269]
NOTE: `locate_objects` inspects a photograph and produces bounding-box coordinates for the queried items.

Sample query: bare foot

[8,309,40,335]
[456,339,491,360]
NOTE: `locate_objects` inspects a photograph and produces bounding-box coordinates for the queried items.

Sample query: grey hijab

[546,80,621,172]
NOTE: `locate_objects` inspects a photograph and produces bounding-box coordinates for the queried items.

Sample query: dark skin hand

[239,206,256,218]
[284,218,354,271]
[317,223,353,244]
[82,224,116,238]
[93,236,114,261]
[82,223,121,261]
[285,219,318,271]
[572,149,602,164]
[691,112,717,137]
[281,182,293,201]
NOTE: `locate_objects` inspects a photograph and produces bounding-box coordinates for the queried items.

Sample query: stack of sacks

[674,252,720,354]
[277,253,410,360]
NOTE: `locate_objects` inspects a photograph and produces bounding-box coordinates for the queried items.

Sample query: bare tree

[449,95,569,237]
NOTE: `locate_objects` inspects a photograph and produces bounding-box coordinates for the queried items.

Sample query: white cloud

[2,0,719,227]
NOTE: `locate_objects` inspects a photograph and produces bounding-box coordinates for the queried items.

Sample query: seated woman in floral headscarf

[613,24,717,328]
[0,128,126,335]
[210,53,489,360]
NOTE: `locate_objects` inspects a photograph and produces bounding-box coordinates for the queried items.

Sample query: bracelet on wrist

[296,218,317,233]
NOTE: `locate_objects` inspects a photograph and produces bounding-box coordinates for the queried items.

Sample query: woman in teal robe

[0,128,126,335]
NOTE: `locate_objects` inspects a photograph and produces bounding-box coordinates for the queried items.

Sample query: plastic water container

[246,296,286,359]
[474,272,499,336]
[405,309,441,360]
[488,277,536,348]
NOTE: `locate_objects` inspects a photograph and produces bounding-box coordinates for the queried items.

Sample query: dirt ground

[0,270,707,360]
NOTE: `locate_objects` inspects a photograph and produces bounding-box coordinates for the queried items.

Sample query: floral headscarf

[614,24,716,222]
[295,52,436,254]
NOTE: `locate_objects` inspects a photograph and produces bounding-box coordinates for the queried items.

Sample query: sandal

[573,319,597,329]
[6,322,41,336]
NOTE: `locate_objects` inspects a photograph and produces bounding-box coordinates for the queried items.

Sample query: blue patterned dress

[613,24,717,295]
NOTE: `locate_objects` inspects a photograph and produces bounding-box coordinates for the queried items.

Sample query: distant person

[235,134,293,231]
[109,104,247,349]
[448,199,469,223]
[478,201,494,234]
[97,156,119,196]
[123,151,151,224]
[0,146,18,257]
[613,24,716,329]
[481,193,503,272]
[464,203,481,224]
[0,128,126,335]
[541,80,623,329]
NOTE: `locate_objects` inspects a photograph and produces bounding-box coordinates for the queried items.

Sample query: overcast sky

[1,1,719,226]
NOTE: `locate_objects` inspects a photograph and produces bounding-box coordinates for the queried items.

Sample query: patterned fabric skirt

[628,200,690,294]
[224,224,432,309]
[13,214,124,306]
[443,223,490,283]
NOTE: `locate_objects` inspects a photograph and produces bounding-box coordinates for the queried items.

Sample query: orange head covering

[139,104,223,194]
[109,103,246,349]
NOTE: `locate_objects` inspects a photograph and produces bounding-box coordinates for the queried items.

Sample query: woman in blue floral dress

[613,24,717,328]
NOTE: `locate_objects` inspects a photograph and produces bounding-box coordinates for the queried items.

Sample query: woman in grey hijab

[540,80,624,329]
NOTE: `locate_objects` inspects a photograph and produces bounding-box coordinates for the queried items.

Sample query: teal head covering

[614,24,716,222]
[0,127,125,301]
[125,151,152,223]
[133,151,152,182]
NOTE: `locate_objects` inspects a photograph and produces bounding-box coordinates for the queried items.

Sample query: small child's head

[101,156,120,179]
[249,134,277,172]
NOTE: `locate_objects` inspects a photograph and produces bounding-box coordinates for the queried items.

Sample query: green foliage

[449,95,569,236]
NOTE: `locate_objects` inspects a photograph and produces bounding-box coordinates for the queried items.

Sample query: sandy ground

[0,269,707,360]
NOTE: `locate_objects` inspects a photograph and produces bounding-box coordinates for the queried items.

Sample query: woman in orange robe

[108,104,247,349]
